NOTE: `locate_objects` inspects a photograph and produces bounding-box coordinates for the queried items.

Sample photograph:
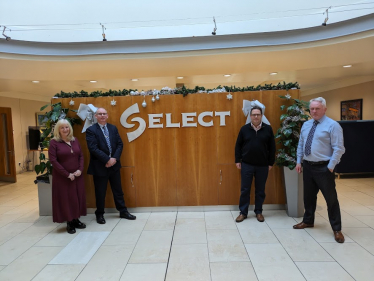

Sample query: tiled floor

[0,172,374,280]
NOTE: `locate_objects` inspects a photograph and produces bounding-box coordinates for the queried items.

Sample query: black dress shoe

[72,218,86,229]
[96,215,106,224]
[120,211,136,220]
[66,221,76,234]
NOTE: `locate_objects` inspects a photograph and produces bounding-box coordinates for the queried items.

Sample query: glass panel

[2,114,10,175]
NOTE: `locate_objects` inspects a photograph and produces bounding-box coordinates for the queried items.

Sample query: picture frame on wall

[341,99,363,120]
[36,112,47,126]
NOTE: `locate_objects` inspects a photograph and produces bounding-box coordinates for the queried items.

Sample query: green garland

[53,81,300,98]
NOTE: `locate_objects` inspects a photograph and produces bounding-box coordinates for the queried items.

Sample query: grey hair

[310,97,326,108]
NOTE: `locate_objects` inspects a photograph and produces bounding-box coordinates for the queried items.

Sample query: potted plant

[275,94,310,217]
[34,102,80,215]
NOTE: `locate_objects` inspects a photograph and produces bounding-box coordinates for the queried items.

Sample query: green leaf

[40,104,50,111]
[39,153,46,161]
[280,114,288,121]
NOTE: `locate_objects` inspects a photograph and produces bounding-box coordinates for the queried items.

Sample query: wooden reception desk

[53,90,299,208]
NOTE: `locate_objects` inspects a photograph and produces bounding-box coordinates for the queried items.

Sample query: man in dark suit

[86,107,136,224]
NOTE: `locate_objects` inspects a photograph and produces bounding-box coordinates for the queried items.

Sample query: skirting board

[87,204,286,213]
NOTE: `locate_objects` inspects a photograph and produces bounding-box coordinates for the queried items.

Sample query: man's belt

[304,160,329,166]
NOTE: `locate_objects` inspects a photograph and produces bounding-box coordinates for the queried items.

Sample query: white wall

[301,80,374,121]
[0,96,47,174]
[1,0,372,42]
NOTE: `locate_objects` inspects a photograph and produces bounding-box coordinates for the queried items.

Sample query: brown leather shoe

[293,222,314,229]
[334,231,345,243]
[235,214,247,223]
[256,213,265,222]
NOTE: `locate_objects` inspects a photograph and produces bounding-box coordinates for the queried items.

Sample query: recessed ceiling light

[270,72,278,75]
[177,76,184,79]
[343,65,352,68]
[131,79,139,82]
[32,81,40,83]
[90,80,97,83]
[224,74,231,77]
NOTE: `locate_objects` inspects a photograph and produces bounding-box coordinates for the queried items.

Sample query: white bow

[242,100,270,125]
[77,103,98,133]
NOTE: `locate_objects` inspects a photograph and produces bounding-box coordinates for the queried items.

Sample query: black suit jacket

[86,123,123,176]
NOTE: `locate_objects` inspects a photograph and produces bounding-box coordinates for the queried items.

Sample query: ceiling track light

[212,16,217,35]
[224,74,231,77]
[270,72,278,75]
[90,80,97,83]
[131,79,139,82]
[1,26,11,41]
[100,23,107,41]
[322,7,331,26]
[343,65,352,68]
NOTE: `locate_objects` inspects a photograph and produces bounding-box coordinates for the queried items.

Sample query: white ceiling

[1,27,374,102]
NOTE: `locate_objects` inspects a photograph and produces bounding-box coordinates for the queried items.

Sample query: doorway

[0,107,16,182]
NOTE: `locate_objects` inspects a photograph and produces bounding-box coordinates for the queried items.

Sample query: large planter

[283,167,304,218]
[37,175,52,216]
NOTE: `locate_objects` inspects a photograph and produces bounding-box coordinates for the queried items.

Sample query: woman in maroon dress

[49,119,87,234]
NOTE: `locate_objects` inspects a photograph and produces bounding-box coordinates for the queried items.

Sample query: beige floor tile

[321,242,374,281]
[262,210,299,229]
[341,205,374,216]
[177,211,205,219]
[34,224,77,247]
[343,227,374,255]
[295,262,354,281]
[32,264,85,281]
[173,218,207,244]
[207,229,249,262]
[236,218,278,244]
[205,211,237,230]
[144,212,176,230]
[0,213,24,228]
[76,244,134,281]
[129,230,173,263]
[0,206,16,215]
[340,191,374,206]
[0,232,45,265]
[81,214,120,232]
[245,244,305,281]
[0,246,62,281]
[0,222,33,245]
[13,209,42,223]
[121,263,167,281]
[355,215,374,228]
[273,229,334,261]
[129,212,151,220]
[166,244,210,281]
[3,200,38,215]
[103,219,147,245]
[317,209,368,227]
[210,261,258,281]
[22,216,59,234]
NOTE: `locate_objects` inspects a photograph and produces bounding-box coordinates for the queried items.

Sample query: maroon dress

[49,138,87,223]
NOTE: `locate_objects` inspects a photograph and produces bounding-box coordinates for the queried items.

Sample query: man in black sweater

[235,106,276,223]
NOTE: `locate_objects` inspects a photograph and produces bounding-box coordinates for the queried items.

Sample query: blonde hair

[53,119,75,142]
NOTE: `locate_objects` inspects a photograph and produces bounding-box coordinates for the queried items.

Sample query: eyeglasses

[250,114,262,117]
[96,113,107,116]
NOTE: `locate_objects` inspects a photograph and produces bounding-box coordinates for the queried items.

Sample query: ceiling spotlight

[224,74,231,77]
[177,77,184,79]
[131,79,139,82]
[270,72,278,75]
[322,7,331,26]
[32,81,40,83]
[212,17,217,35]
[343,65,352,68]
[90,80,97,83]
[1,26,11,41]
[100,23,107,41]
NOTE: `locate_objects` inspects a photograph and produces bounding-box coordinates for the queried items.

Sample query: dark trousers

[302,161,342,231]
[93,168,127,216]
[239,163,269,215]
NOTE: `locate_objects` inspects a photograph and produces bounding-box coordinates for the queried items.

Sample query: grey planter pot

[283,167,304,218]
[37,175,52,216]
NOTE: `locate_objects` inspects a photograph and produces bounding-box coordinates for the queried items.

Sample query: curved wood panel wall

[53,90,299,208]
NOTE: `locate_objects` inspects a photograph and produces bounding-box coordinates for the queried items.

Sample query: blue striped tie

[102,125,112,157]
[305,120,319,156]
